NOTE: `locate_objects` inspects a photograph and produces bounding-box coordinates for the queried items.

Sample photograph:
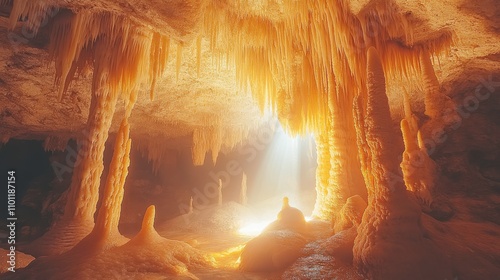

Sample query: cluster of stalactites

[5,0,53,32]
[191,124,253,166]
[48,10,171,101]
[135,139,174,175]
[201,0,453,138]
[198,0,455,223]
[3,1,176,102]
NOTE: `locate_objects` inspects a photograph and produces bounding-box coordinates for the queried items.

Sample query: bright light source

[238,121,316,237]
[250,123,301,202]
[238,216,313,237]
[237,220,272,236]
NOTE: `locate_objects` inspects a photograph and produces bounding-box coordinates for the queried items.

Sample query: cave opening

[114,120,318,239]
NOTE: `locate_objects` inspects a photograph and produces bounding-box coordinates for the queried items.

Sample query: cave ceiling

[0,0,498,147]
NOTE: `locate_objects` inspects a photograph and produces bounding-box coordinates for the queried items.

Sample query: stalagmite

[91,119,131,244]
[64,89,118,220]
[200,1,452,231]
[1,0,475,278]
[326,88,368,230]
[70,117,132,252]
[21,10,172,256]
[218,178,223,206]
[353,93,374,197]
[399,88,438,206]
[335,195,367,231]
[131,205,161,243]
[24,88,118,257]
[353,47,451,279]
[401,117,436,206]
[240,172,248,206]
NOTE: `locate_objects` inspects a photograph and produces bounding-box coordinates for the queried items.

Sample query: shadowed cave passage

[0,140,57,242]
[1,0,500,279]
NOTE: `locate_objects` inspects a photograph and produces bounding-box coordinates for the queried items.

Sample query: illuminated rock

[239,230,306,272]
[334,195,368,233]
[352,47,452,279]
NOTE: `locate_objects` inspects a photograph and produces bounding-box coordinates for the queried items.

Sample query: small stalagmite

[130,205,162,243]
[240,172,248,206]
[218,178,223,206]
[189,196,194,214]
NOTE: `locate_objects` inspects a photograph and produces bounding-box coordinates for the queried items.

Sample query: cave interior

[0,0,500,279]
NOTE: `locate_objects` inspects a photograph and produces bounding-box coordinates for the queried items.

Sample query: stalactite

[135,139,171,175]
[353,47,451,279]
[149,32,170,100]
[211,126,223,165]
[327,86,368,231]
[22,10,166,256]
[6,2,459,275]
[192,128,209,166]
[48,11,171,100]
[7,0,50,32]
[201,0,453,140]
[421,50,450,119]
[191,124,257,166]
